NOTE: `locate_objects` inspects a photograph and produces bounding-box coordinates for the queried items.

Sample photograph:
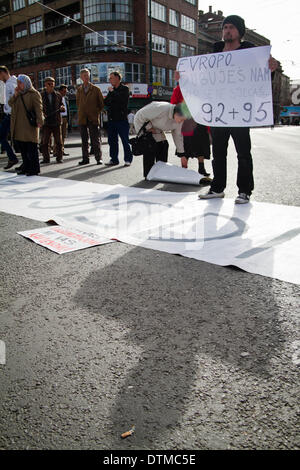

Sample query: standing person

[198,15,278,203]
[54,84,69,158]
[134,101,187,178]
[127,110,135,135]
[0,65,19,169]
[76,68,104,165]
[104,72,133,167]
[8,75,43,176]
[41,77,65,164]
[170,84,211,177]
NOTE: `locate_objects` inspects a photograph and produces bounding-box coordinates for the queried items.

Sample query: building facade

[0,0,198,123]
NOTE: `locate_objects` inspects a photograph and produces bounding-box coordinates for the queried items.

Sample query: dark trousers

[210,127,254,195]
[80,122,101,161]
[107,120,132,164]
[0,114,17,162]
[41,125,62,161]
[143,140,169,178]
[17,141,40,175]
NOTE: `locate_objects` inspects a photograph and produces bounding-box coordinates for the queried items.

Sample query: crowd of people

[0,14,278,203]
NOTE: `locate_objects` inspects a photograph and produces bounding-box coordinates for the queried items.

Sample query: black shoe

[56,159,63,163]
[4,159,18,170]
[16,169,26,175]
[78,160,89,165]
[198,163,210,177]
[40,160,50,164]
[15,164,24,171]
[96,159,103,165]
[63,152,69,156]
[26,172,39,176]
[105,160,119,166]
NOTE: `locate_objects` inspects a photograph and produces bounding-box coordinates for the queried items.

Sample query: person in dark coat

[40,76,65,164]
[198,15,278,204]
[104,72,133,167]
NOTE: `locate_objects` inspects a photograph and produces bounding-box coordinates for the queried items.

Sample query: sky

[198,0,300,80]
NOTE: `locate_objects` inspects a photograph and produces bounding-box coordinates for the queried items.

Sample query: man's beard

[224,35,233,43]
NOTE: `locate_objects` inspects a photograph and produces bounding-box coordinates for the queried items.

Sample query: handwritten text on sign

[177,46,273,127]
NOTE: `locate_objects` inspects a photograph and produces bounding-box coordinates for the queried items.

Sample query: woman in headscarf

[8,74,44,176]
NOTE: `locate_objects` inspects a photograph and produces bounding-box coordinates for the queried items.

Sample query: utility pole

[148,0,153,95]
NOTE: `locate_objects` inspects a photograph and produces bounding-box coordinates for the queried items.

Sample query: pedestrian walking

[40,77,65,164]
[8,75,43,176]
[134,101,188,178]
[170,84,211,178]
[76,68,104,165]
[197,15,278,204]
[104,72,133,167]
[0,65,19,169]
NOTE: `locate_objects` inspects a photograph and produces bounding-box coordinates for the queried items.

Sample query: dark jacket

[41,90,63,127]
[213,40,255,52]
[104,83,130,121]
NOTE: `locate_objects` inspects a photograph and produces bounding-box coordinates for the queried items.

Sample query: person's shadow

[73,227,283,448]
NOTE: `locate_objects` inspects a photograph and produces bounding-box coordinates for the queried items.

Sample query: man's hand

[269,55,278,72]
[60,105,66,112]
[14,86,20,97]
[108,86,114,92]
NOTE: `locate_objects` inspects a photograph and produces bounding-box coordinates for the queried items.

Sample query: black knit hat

[222,15,246,38]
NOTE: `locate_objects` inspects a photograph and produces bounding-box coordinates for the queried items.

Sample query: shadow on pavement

[73,246,284,448]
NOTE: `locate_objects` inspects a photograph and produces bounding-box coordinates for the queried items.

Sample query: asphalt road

[0,126,299,450]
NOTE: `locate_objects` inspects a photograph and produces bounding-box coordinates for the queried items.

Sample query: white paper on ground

[1,171,300,285]
[147,161,203,185]
[18,225,115,254]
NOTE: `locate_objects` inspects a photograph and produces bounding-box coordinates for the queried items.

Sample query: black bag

[21,95,37,127]
[129,121,156,156]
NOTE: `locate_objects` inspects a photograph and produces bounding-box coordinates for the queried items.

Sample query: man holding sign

[177,15,278,204]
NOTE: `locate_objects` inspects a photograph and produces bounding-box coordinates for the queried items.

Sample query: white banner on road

[0,172,299,284]
[18,225,115,254]
[177,46,273,127]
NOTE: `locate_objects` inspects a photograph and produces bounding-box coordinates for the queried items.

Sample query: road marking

[0,340,5,365]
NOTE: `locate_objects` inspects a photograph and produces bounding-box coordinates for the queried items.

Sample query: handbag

[20,95,37,127]
[129,121,156,156]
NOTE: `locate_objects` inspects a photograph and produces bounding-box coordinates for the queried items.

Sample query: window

[148,0,166,22]
[181,43,195,57]
[83,0,133,24]
[13,0,25,11]
[28,0,39,4]
[56,66,72,86]
[169,9,179,27]
[169,39,178,57]
[31,46,45,58]
[152,66,166,85]
[169,69,176,88]
[30,17,43,35]
[181,14,196,34]
[125,63,145,83]
[15,22,27,39]
[85,30,133,52]
[149,33,166,54]
[38,70,52,89]
[16,49,29,63]
[185,0,196,5]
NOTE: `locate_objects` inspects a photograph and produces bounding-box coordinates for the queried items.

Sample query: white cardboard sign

[18,225,114,254]
[177,46,273,127]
